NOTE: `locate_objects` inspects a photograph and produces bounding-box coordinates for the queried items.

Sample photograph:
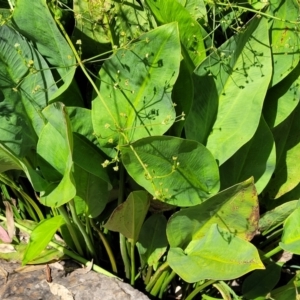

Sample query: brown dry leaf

[72,259,93,275]
[47,281,74,300]
[3,201,15,240]
[15,264,45,273]
[0,244,16,253]
[50,262,64,270]
[277,250,293,263]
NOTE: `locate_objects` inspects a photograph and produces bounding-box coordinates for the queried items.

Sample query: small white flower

[113,165,119,171]
[101,160,110,168]
[14,43,20,48]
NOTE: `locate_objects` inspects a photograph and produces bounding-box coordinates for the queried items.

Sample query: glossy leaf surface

[219,117,276,194]
[146,0,205,71]
[121,136,220,206]
[167,178,259,248]
[185,17,272,164]
[167,224,264,283]
[92,23,181,147]
[13,0,77,101]
[265,102,300,199]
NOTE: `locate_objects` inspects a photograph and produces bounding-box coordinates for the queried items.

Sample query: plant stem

[85,214,99,264]
[0,174,44,221]
[68,200,96,258]
[90,219,118,274]
[202,295,222,300]
[120,234,131,279]
[159,270,176,299]
[54,17,118,125]
[58,206,84,256]
[145,261,169,292]
[0,215,119,279]
[117,164,131,278]
[259,228,283,248]
[130,240,136,286]
[144,265,153,285]
[151,268,169,297]
[264,245,283,259]
[185,280,216,300]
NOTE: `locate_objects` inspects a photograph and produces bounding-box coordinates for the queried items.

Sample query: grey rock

[0,259,150,300]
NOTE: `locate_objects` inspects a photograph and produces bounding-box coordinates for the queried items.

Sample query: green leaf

[104,191,150,243]
[72,133,110,184]
[137,214,168,266]
[167,224,264,283]
[183,0,207,23]
[265,102,300,199]
[73,164,109,218]
[264,62,300,128]
[145,0,205,71]
[185,17,272,165]
[259,200,299,233]
[22,215,65,265]
[37,103,76,207]
[112,0,155,46]
[121,136,220,207]
[269,271,300,300]
[13,0,78,102]
[0,243,65,263]
[72,0,111,58]
[73,133,111,218]
[169,60,193,137]
[0,25,55,150]
[269,1,300,86]
[0,144,23,173]
[67,107,99,146]
[92,23,181,147]
[242,263,282,299]
[280,207,300,254]
[166,178,259,248]
[219,117,276,194]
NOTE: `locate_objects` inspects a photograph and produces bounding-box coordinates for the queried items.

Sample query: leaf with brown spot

[167,177,259,248]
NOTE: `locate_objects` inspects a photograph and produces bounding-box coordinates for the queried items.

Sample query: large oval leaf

[263,62,300,129]
[265,102,300,199]
[92,23,181,147]
[167,224,264,283]
[269,0,300,86]
[145,0,205,71]
[73,134,111,218]
[13,0,78,102]
[121,136,220,206]
[0,25,55,154]
[167,177,259,248]
[185,16,272,165]
[219,117,276,194]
